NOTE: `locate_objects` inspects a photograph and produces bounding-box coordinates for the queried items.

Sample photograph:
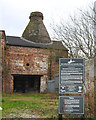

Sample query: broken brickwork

[2,44,67,93]
[0,12,68,93]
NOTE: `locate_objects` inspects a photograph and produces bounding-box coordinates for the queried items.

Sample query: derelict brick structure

[0,12,68,93]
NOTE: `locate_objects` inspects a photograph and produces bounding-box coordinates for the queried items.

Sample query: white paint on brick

[40,75,48,93]
[11,60,24,66]
[40,61,48,69]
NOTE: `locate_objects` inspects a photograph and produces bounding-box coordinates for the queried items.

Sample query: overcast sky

[0,0,95,37]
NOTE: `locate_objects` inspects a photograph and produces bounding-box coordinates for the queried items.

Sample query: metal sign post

[59,58,85,119]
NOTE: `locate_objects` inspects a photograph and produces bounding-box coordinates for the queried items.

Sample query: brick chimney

[22,11,51,43]
[0,30,6,39]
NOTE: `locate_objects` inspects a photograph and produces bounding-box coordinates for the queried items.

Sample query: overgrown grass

[2,93,58,118]
[2,93,95,119]
[2,93,51,98]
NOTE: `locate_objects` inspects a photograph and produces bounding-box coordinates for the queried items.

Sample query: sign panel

[59,96,84,114]
[59,58,84,94]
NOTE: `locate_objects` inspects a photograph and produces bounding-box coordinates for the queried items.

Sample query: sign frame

[59,58,85,116]
[59,95,85,115]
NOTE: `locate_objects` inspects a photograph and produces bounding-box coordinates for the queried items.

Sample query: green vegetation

[2,93,58,118]
[2,93,95,119]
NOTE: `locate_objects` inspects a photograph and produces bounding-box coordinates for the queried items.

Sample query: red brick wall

[3,44,68,93]
[0,31,6,94]
[4,46,49,93]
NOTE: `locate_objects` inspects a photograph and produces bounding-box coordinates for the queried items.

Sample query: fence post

[59,114,62,120]
[81,114,84,120]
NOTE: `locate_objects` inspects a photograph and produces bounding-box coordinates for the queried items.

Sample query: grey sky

[0,0,95,37]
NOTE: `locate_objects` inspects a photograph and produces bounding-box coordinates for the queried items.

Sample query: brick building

[0,12,68,93]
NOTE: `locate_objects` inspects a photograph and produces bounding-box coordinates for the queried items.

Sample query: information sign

[59,96,84,114]
[59,58,84,94]
[59,58,85,116]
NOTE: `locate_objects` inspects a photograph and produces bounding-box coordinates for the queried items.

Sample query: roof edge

[21,37,53,46]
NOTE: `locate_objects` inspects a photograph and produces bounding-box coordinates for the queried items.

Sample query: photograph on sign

[60,84,83,94]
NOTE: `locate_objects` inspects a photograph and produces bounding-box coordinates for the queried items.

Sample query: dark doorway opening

[12,74,42,93]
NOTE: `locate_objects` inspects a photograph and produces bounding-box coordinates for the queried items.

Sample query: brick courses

[0,12,68,93]
[2,45,67,93]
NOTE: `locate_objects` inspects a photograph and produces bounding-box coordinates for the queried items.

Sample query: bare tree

[51,4,96,59]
